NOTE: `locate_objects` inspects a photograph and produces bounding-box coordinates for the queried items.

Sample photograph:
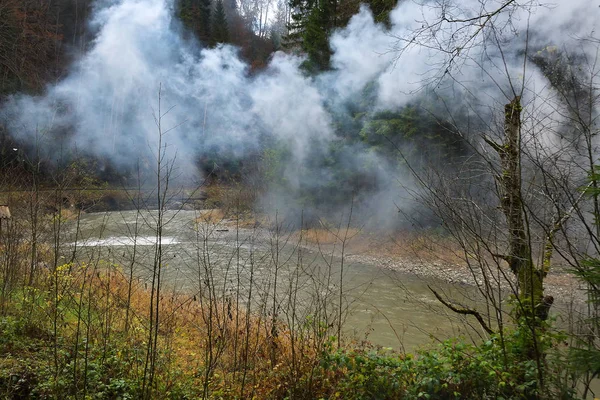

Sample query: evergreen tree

[197,0,212,44]
[366,0,397,25]
[177,0,212,44]
[302,1,332,71]
[287,0,316,49]
[176,0,193,28]
[212,0,230,44]
[287,0,337,72]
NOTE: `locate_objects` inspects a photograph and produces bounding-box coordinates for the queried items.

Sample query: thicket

[0,275,579,400]
[0,245,578,399]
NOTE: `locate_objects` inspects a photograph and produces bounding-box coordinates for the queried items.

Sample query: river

[62,209,533,352]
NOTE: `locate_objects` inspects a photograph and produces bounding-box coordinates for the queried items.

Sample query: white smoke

[1,0,598,224]
[3,0,333,181]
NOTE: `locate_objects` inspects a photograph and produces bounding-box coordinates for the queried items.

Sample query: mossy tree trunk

[488,97,547,320]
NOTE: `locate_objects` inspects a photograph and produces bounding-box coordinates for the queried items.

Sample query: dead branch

[428,285,495,335]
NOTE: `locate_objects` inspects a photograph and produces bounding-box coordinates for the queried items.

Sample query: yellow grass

[363,230,466,265]
[300,227,361,245]
[51,265,324,398]
[60,207,80,221]
[203,183,258,213]
[295,226,465,266]
[195,208,226,224]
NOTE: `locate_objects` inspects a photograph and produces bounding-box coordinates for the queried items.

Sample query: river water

[63,209,500,352]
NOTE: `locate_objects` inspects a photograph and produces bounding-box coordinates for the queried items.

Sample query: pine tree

[302,1,331,71]
[287,0,315,43]
[212,0,229,44]
[287,0,337,72]
[176,0,212,44]
[197,0,212,44]
[176,0,194,28]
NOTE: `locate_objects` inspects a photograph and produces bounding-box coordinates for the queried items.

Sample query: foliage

[213,0,230,44]
[254,94,470,224]
[322,329,573,400]
[0,0,61,96]
[175,0,275,69]
[261,142,291,188]
[288,0,339,72]
[300,0,335,72]
[358,103,469,167]
[0,192,584,400]
[566,260,600,380]
[0,274,574,400]
[0,261,326,399]
[178,0,212,43]
[288,0,399,71]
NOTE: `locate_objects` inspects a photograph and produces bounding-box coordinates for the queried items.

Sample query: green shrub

[319,328,571,400]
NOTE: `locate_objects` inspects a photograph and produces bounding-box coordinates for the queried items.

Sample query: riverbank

[0,265,566,399]
[212,214,587,306]
[346,252,585,305]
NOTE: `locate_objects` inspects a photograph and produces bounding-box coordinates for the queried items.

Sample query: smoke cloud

[1,0,598,227]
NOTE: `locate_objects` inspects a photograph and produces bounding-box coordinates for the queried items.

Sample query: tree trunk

[494,97,545,319]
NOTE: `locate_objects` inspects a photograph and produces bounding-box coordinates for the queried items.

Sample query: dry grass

[24,264,327,398]
[291,224,464,266]
[203,184,258,213]
[195,208,226,224]
[59,207,81,221]
[300,227,361,245]
[362,231,465,265]
[290,225,466,270]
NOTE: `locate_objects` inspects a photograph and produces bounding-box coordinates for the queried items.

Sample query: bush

[319,329,571,400]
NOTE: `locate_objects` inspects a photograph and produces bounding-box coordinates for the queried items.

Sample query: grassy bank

[0,266,325,398]
[0,264,575,399]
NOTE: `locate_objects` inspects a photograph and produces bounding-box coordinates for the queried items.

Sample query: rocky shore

[345,252,587,305]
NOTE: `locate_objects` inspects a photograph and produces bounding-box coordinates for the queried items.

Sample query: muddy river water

[63,209,575,352]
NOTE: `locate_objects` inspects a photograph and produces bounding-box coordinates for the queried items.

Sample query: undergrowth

[0,264,577,399]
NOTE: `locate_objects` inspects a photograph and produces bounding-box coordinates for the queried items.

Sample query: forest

[0,0,599,398]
